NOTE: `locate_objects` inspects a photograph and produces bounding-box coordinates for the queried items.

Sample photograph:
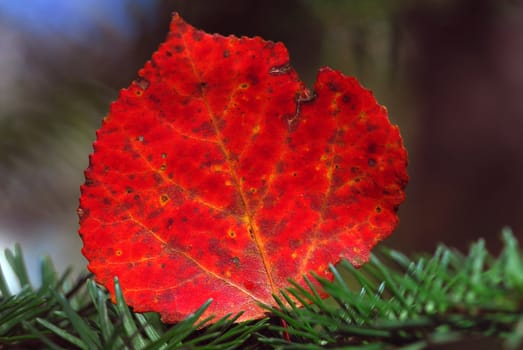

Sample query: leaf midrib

[182,33,279,298]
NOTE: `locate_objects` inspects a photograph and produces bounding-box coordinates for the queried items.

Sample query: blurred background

[1,0,522,287]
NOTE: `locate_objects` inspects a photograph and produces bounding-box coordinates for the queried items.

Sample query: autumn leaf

[78,13,408,323]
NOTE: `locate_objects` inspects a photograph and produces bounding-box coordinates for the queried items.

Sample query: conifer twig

[1,229,522,349]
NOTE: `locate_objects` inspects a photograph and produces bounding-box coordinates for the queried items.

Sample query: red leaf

[79,13,408,323]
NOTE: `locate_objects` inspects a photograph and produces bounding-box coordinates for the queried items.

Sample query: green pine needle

[1,228,522,349]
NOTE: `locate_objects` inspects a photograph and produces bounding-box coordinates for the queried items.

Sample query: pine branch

[260,228,523,349]
[1,228,523,349]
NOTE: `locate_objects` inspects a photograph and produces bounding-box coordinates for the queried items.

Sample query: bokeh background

[1,0,522,287]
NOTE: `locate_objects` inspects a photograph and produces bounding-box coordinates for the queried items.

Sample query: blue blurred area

[0,0,159,40]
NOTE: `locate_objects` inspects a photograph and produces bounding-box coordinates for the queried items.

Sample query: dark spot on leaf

[289,239,301,249]
[232,256,240,268]
[247,72,259,86]
[153,173,163,185]
[327,81,340,92]
[197,81,208,94]
[192,30,203,41]
[368,158,376,167]
[174,45,184,53]
[148,94,161,104]
[375,206,382,213]
[228,230,236,238]
[148,209,162,220]
[367,124,378,132]
[342,94,351,103]
[126,187,133,194]
[223,49,230,58]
